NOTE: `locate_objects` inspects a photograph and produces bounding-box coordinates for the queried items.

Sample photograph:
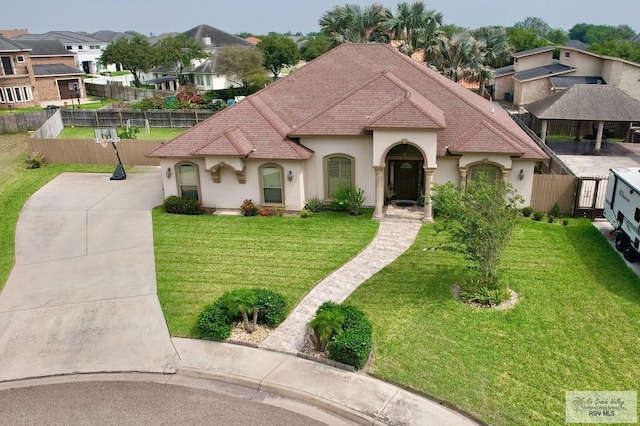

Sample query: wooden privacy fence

[61,109,216,128]
[27,138,164,166]
[531,174,576,214]
[85,82,174,101]
[0,110,55,133]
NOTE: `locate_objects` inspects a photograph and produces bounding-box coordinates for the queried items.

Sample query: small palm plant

[221,289,258,333]
[308,308,345,351]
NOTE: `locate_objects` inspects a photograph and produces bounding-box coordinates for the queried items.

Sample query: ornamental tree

[154,34,208,85]
[257,35,300,80]
[432,174,523,290]
[98,35,154,87]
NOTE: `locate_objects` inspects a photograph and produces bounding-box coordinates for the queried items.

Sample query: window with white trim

[468,164,500,184]
[261,164,283,204]
[14,87,22,102]
[1,56,14,75]
[16,55,25,63]
[325,155,354,198]
[177,163,200,200]
[5,87,14,102]
[0,89,4,103]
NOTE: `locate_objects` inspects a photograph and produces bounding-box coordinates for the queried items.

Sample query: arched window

[325,155,354,198]
[468,164,500,184]
[177,163,199,200]
[261,164,283,204]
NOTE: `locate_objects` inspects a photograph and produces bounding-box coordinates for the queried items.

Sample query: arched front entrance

[386,144,424,202]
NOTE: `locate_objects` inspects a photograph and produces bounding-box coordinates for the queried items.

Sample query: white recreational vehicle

[603,167,640,263]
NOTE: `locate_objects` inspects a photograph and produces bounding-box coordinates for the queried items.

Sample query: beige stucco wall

[372,129,438,168]
[559,50,603,76]
[301,136,375,204]
[514,51,553,72]
[517,78,552,106]
[615,63,640,103]
[493,75,514,101]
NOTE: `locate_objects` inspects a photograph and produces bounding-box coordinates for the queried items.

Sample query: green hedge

[164,196,202,215]
[316,301,373,370]
[197,302,232,340]
[197,288,288,339]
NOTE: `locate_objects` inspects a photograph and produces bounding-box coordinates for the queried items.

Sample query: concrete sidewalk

[0,171,479,425]
[173,338,478,425]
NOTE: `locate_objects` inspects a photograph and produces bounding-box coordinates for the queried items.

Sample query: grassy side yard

[153,208,379,336]
[346,219,640,425]
[0,133,112,289]
[58,126,186,140]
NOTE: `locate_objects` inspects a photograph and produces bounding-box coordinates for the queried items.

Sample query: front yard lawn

[152,208,379,336]
[346,219,640,425]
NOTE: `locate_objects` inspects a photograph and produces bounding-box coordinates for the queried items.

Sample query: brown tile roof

[150,43,547,160]
[525,84,640,121]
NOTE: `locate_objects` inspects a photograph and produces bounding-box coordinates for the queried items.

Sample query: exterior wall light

[287,170,293,182]
[519,169,525,180]
[166,167,172,178]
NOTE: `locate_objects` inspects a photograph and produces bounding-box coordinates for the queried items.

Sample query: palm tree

[382,1,443,56]
[470,26,514,69]
[221,289,258,333]
[427,32,487,83]
[319,3,387,47]
[308,309,345,351]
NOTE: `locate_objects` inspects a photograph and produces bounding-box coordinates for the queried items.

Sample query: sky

[1,0,638,37]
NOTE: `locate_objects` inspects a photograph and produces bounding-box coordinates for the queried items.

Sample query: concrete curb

[176,367,376,425]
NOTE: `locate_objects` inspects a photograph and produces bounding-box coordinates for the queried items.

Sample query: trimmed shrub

[299,208,313,218]
[329,185,366,215]
[164,196,202,215]
[215,288,288,328]
[549,202,561,219]
[521,206,534,217]
[547,216,555,223]
[562,219,569,226]
[240,199,261,216]
[197,302,232,340]
[313,301,372,370]
[253,288,288,327]
[304,196,325,212]
[533,211,544,221]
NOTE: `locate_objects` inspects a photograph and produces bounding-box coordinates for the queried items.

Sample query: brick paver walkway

[260,212,423,354]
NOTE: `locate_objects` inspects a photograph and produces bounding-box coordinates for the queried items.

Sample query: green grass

[58,127,186,140]
[152,208,379,336]
[346,219,640,425]
[0,133,112,289]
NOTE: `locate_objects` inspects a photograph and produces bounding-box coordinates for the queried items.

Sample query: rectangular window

[0,89,4,103]
[178,164,199,200]
[1,56,14,75]
[5,87,14,102]
[23,86,31,101]
[327,156,353,197]
[565,51,570,59]
[78,45,83,50]
[205,75,211,86]
[16,55,25,63]
[66,45,72,50]
[262,166,283,203]
[14,87,22,102]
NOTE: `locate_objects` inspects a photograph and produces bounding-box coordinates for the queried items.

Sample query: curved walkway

[261,217,423,354]
[0,172,478,425]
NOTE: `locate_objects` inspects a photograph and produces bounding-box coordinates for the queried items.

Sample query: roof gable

[450,120,524,155]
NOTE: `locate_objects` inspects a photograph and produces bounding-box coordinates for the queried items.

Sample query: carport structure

[526,84,640,155]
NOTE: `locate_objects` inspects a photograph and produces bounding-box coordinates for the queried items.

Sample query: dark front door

[391,160,422,200]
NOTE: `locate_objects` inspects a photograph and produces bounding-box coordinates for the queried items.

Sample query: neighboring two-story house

[0,35,84,108]
[12,31,116,74]
[493,45,640,109]
[146,24,254,92]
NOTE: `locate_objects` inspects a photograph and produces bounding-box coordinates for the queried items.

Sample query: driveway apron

[0,172,178,381]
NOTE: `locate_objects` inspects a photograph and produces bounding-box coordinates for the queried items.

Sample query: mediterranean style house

[493,45,640,109]
[0,36,84,108]
[149,43,548,221]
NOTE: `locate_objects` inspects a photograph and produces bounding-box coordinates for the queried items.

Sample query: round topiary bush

[253,288,288,327]
[197,302,232,340]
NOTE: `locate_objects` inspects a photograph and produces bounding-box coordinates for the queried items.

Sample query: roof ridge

[247,96,290,137]
[226,127,254,156]
[380,71,446,127]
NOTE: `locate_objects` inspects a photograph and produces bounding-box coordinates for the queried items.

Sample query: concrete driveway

[0,172,178,381]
